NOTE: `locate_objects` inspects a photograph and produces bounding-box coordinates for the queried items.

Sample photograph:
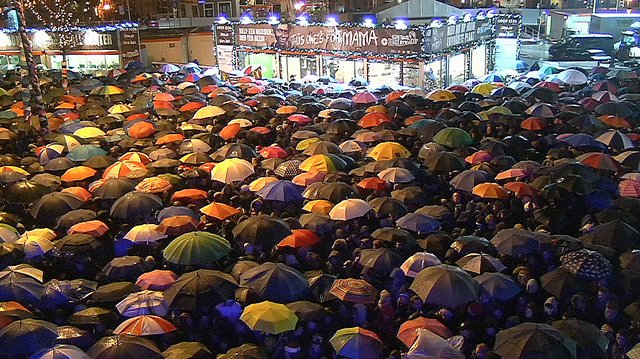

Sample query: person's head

[273,24,291,48]
[616,329,630,347]
[604,302,619,323]
[474,344,490,359]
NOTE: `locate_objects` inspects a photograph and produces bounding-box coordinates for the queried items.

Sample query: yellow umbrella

[73,127,106,139]
[471,83,499,96]
[299,154,341,173]
[426,89,457,102]
[91,85,125,96]
[318,109,336,118]
[108,104,132,114]
[276,106,297,115]
[303,200,334,214]
[0,166,29,175]
[192,106,225,119]
[367,142,411,161]
[19,228,57,242]
[18,237,54,259]
[228,118,253,128]
[211,158,255,184]
[248,177,279,192]
[240,301,298,334]
[295,138,322,151]
[366,105,387,114]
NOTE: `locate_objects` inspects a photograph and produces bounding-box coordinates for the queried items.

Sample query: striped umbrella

[329,278,377,304]
[114,315,176,336]
[116,290,169,317]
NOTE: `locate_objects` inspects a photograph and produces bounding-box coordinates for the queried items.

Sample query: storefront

[0,25,141,75]
[213,14,517,88]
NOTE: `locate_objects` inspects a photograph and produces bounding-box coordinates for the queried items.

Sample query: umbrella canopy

[330,327,384,359]
[329,278,378,304]
[491,228,539,256]
[456,252,506,274]
[494,322,577,359]
[551,319,608,359]
[409,264,480,307]
[239,262,308,303]
[164,270,237,310]
[475,272,521,301]
[560,249,612,280]
[240,301,298,334]
[397,317,452,347]
[116,290,169,317]
[0,319,58,357]
[87,335,163,359]
[163,231,231,266]
[400,252,442,278]
[113,315,176,336]
[232,214,291,248]
[210,158,254,183]
[135,270,177,291]
[29,344,90,359]
[329,199,373,221]
[406,328,464,359]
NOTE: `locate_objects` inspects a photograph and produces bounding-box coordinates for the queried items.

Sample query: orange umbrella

[61,166,97,182]
[495,168,528,181]
[200,85,218,94]
[61,187,93,202]
[156,133,185,145]
[504,181,536,197]
[67,220,110,237]
[277,229,321,248]
[103,161,147,179]
[127,113,148,121]
[171,189,208,203]
[576,152,621,172]
[292,171,325,186]
[404,115,425,126]
[119,152,152,165]
[599,115,632,129]
[61,95,86,105]
[153,101,174,110]
[219,123,241,140]
[520,117,546,131]
[357,177,387,191]
[276,106,297,115]
[358,112,391,128]
[472,183,509,199]
[55,102,76,110]
[128,121,157,139]
[386,91,406,103]
[158,215,199,236]
[153,93,175,102]
[199,202,240,220]
[135,177,173,193]
[179,102,205,112]
[136,269,177,291]
[251,127,271,135]
[397,317,453,347]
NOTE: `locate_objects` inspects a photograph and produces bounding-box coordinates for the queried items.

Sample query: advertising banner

[29,30,119,52]
[495,15,521,39]
[215,24,234,45]
[118,28,141,62]
[235,24,423,56]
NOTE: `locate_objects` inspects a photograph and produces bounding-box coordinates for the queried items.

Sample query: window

[218,1,231,16]
[204,2,215,17]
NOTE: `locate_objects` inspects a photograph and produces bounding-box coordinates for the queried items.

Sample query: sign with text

[29,30,119,51]
[426,18,492,54]
[215,24,234,45]
[495,15,521,39]
[235,24,423,56]
[0,33,21,51]
[118,28,141,62]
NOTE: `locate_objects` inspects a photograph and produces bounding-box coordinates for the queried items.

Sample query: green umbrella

[552,319,608,359]
[163,232,231,266]
[409,264,480,307]
[433,127,473,148]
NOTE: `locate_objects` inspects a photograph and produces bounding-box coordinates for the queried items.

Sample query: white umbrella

[407,329,465,359]
[556,69,588,85]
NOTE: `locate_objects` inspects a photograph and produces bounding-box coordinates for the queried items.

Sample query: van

[548,34,614,60]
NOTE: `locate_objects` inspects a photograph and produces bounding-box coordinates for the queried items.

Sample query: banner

[236,24,423,56]
[29,30,119,52]
[216,45,235,72]
[495,15,521,39]
[215,24,234,45]
[427,18,493,54]
[0,33,21,52]
[118,28,141,62]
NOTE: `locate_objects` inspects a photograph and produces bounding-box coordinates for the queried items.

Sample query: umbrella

[409,264,480,307]
[29,344,90,359]
[551,319,608,359]
[199,202,240,220]
[54,234,103,255]
[162,342,212,359]
[330,327,384,359]
[232,214,291,248]
[329,199,372,221]
[163,270,238,310]
[90,282,141,304]
[0,319,58,357]
[450,170,492,192]
[116,290,169,317]
[456,253,506,274]
[579,220,640,252]
[560,249,612,280]
[493,322,577,359]
[210,158,254,183]
[472,183,509,199]
[135,270,177,291]
[369,197,408,217]
[367,142,411,161]
[4,181,51,204]
[240,301,298,334]
[358,248,403,277]
[400,252,441,278]
[218,344,267,359]
[87,335,163,359]
[110,192,163,222]
[163,231,231,266]
[397,317,453,347]
[239,262,308,303]
[68,307,118,325]
[256,180,303,202]
[491,228,539,256]
[114,315,176,336]
[475,272,521,301]
[277,229,321,249]
[406,328,464,359]
[98,256,148,282]
[329,278,377,304]
[433,127,473,148]
[123,224,167,244]
[397,213,441,233]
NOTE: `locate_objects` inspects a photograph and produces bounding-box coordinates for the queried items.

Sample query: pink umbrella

[619,179,640,198]
[352,92,378,104]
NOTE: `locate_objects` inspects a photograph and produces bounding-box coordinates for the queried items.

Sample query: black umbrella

[232,214,292,248]
[358,248,404,278]
[56,209,97,230]
[89,282,141,304]
[109,192,163,223]
[30,192,84,225]
[579,220,640,253]
[55,234,104,255]
[0,319,58,358]
[239,262,308,303]
[4,180,52,204]
[424,152,465,174]
[368,197,409,217]
[88,335,163,359]
[164,269,238,310]
[93,178,136,199]
[97,256,149,282]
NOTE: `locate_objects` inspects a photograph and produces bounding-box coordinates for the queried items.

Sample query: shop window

[204,2,215,17]
[218,1,232,15]
[402,63,420,87]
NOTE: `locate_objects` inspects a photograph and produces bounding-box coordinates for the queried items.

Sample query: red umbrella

[534,81,561,93]
[397,317,453,347]
[288,114,312,124]
[277,229,321,249]
[179,102,205,112]
[357,177,387,191]
[504,181,536,197]
[576,152,621,172]
[114,315,176,336]
[619,179,640,198]
[353,92,378,104]
[465,151,492,164]
[260,146,288,159]
[520,117,546,131]
[171,189,208,203]
[136,269,177,291]
[358,112,391,128]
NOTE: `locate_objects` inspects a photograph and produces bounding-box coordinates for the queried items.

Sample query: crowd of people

[0,62,638,359]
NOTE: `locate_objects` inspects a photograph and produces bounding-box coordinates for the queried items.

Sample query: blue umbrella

[256,180,303,202]
[560,134,607,150]
[396,213,441,233]
[515,60,529,72]
[157,206,199,222]
[126,61,144,70]
[585,190,614,210]
[480,73,504,83]
[158,64,180,73]
[68,145,107,162]
[59,120,86,134]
